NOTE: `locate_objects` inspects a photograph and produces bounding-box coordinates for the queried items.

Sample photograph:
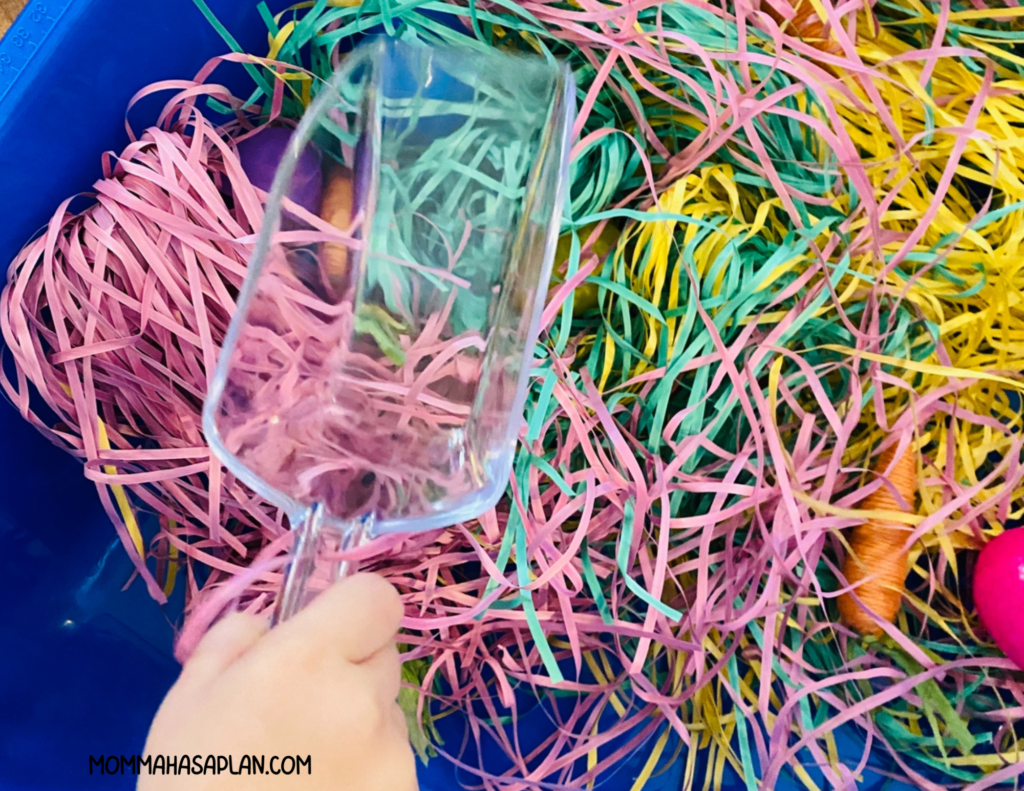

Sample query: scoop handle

[271,505,372,626]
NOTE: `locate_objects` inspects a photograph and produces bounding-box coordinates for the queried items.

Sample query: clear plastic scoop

[203,38,574,623]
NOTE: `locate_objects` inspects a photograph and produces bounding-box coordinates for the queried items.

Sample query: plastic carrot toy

[763,0,844,56]
[838,445,916,635]
[320,165,354,299]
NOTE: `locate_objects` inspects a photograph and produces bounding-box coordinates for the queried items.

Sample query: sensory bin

[1,0,1023,789]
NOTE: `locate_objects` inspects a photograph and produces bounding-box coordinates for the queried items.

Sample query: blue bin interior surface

[0,2,921,790]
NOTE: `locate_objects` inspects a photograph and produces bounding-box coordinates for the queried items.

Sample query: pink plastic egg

[974,528,1024,670]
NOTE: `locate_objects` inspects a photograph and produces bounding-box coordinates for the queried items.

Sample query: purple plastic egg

[974,528,1024,669]
[237,126,323,215]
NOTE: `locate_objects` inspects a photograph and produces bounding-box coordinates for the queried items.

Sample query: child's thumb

[285,573,403,664]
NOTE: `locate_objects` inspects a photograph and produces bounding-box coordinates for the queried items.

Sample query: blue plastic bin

[0,2,919,790]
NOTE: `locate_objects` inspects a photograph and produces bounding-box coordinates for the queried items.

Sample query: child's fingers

[179,611,269,686]
[284,572,404,664]
[359,642,403,704]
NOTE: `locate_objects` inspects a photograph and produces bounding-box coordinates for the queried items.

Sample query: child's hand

[139,573,417,791]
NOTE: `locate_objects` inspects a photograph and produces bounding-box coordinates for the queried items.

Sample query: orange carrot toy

[320,165,354,300]
[837,445,917,635]
[762,0,846,57]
